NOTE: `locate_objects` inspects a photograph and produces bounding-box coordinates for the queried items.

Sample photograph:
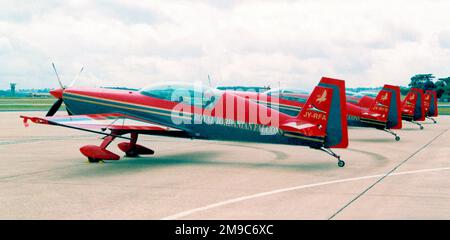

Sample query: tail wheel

[395,136,400,141]
[420,125,424,130]
[338,160,345,167]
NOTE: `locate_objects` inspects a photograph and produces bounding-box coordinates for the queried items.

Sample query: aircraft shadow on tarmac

[59,139,392,179]
[350,138,404,143]
[421,123,437,125]
[400,127,427,131]
[61,150,339,179]
[345,148,387,162]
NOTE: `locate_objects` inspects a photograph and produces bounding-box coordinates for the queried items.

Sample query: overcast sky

[1,0,450,90]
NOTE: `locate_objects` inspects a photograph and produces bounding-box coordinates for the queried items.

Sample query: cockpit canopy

[139,82,219,108]
[347,91,378,99]
[356,91,378,98]
[264,88,310,103]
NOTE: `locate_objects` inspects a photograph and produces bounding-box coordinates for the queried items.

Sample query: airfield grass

[0,97,449,115]
[0,98,55,104]
[439,107,450,115]
[0,97,66,111]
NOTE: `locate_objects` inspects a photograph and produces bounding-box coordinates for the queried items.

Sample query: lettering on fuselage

[371,105,388,113]
[302,111,327,121]
[169,86,281,136]
[173,111,281,135]
[347,115,360,121]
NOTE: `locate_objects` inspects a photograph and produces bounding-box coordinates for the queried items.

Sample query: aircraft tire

[395,136,400,141]
[88,157,103,163]
[338,160,345,168]
[125,149,139,158]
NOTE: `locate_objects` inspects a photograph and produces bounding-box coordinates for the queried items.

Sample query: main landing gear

[117,133,154,157]
[412,121,424,130]
[319,147,345,167]
[426,117,437,124]
[80,132,154,163]
[382,129,400,141]
[80,135,120,163]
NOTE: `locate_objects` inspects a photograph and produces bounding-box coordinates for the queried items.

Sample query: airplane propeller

[46,98,64,117]
[46,63,83,117]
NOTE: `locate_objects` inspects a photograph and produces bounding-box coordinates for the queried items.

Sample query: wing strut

[20,116,131,140]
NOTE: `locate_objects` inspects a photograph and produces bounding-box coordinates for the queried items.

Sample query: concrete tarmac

[0,111,449,219]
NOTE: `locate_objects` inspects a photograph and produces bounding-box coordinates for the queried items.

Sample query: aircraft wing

[20,113,183,139]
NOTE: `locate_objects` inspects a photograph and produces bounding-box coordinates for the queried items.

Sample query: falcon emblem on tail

[316,90,327,104]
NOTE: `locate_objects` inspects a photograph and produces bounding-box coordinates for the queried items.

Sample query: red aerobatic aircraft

[345,85,402,140]
[350,87,438,129]
[21,67,349,167]
[401,88,426,129]
[424,90,439,123]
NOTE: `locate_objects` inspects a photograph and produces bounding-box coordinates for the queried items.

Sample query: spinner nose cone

[50,88,64,99]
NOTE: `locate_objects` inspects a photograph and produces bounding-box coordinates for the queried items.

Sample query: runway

[0,111,449,219]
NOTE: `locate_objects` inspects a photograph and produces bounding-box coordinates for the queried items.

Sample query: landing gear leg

[117,133,154,157]
[382,129,400,141]
[319,147,345,167]
[84,135,116,163]
[126,132,139,157]
[412,121,424,130]
[426,117,437,124]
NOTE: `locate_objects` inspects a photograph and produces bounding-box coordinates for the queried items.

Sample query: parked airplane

[346,85,402,140]
[20,68,349,167]
[424,90,439,123]
[346,87,438,129]
[229,85,402,141]
[400,88,426,129]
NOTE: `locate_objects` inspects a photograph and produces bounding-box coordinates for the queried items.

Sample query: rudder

[318,77,348,148]
[381,85,402,129]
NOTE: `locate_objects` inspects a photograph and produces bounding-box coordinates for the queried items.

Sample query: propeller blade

[46,98,63,117]
[52,62,64,89]
[69,67,84,88]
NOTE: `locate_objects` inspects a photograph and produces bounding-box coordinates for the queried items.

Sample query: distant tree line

[408,74,450,101]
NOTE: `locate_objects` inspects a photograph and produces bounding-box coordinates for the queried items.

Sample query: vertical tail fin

[296,85,333,138]
[402,91,417,121]
[402,88,425,121]
[381,85,402,129]
[368,89,391,123]
[425,90,438,117]
[301,77,348,148]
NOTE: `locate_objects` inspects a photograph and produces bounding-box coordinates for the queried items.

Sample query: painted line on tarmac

[162,166,450,220]
[328,128,448,219]
[162,129,447,220]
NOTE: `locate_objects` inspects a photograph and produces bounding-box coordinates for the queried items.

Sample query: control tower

[10,83,16,96]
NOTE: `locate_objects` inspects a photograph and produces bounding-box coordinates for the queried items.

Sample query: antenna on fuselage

[278,81,282,94]
[208,74,212,88]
